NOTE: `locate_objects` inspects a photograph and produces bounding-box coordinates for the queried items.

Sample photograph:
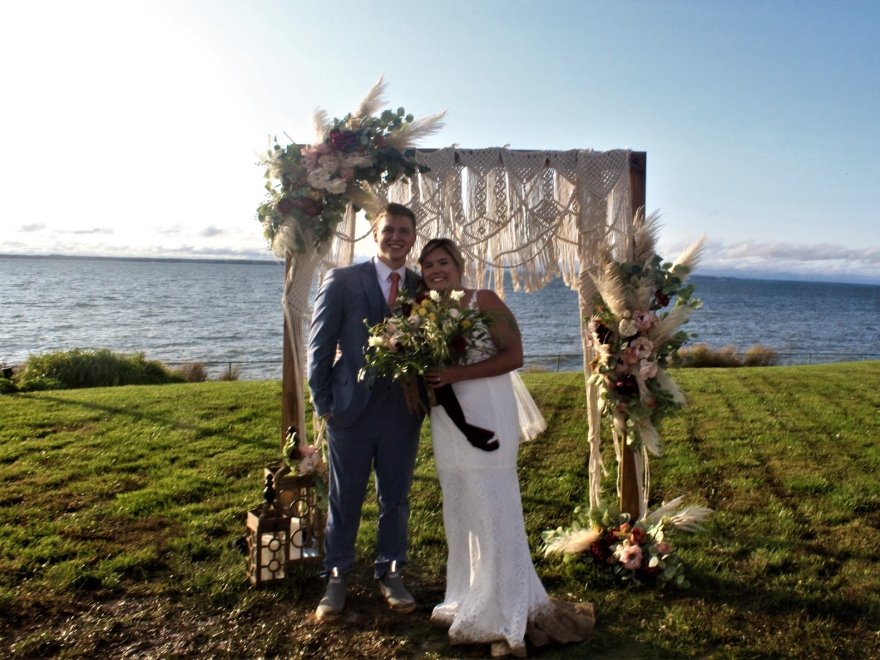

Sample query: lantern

[246,472,291,586]
[266,465,324,563]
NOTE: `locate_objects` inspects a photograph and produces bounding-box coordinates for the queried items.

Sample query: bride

[418,238,594,658]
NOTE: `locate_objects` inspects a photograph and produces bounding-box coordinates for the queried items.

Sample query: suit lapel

[358,260,384,324]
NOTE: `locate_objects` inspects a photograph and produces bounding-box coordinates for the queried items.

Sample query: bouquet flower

[358,289,492,383]
[542,497,710,588]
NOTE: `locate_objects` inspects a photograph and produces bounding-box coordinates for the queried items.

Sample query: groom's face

[374,214,417,269]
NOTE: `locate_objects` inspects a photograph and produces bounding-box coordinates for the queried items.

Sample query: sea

[2,255,879,380]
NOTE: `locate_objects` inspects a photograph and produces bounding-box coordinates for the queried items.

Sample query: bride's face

[421,247,462,292]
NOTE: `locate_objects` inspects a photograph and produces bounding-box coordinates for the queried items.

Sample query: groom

[307,203,425,621]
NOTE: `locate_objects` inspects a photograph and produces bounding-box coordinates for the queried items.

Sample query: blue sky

[2,0,878,283]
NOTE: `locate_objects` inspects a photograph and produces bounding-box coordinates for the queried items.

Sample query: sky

[2,0,879,283]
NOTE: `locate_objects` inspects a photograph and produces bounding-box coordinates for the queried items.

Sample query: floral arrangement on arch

[587,210,704,457]
[257,77,445,256]
[543,211,712,587]
[358,289,492,384]
[542,497,711,588]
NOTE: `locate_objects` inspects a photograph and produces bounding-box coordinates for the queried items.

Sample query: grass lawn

[1,363,879,658]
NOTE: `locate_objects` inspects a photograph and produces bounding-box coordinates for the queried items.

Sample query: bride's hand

[425,365,464,388]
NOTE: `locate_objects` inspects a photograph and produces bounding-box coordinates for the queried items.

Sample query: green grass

[1,364,879,657]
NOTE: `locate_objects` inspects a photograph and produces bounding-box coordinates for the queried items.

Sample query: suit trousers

[323,378,422,578]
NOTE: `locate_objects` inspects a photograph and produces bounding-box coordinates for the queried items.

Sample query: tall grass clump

[11,349,184,390]
[678,343,778,367]
[174,362,209,383]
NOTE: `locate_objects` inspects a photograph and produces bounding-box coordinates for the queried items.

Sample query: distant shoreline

[1,252,878,287]
[0,252,282,267]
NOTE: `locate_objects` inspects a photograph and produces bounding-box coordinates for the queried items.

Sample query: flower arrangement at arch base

[542,497,710,588]
[542,210,713,587]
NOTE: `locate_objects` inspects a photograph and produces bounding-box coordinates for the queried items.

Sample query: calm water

[2,255,879,379]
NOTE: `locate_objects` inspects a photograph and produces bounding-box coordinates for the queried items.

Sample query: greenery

[8,349,185,391]
[1,364,878,657]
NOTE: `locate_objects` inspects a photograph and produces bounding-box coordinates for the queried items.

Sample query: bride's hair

[418,238,464,273]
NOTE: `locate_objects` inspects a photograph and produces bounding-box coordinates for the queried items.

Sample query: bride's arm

[436,289,524,385]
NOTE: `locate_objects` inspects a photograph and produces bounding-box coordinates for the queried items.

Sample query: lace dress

[430,293,594,654]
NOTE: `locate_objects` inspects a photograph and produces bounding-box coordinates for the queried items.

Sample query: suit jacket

[307,259,421,428]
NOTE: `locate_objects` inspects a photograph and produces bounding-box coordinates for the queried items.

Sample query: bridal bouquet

[359,289,492,383]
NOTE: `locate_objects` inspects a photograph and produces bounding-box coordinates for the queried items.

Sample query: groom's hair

[375,203,416,229]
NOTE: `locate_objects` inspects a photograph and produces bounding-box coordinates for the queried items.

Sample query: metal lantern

[246,473,291,586]
[265,464,324,564]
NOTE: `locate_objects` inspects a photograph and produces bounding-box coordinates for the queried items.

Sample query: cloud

[199,226,226,238]
[697,239,880,283]
[18,223,46,232]
[60,228,114,236]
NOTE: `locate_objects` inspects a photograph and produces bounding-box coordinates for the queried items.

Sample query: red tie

[388,272,401,307]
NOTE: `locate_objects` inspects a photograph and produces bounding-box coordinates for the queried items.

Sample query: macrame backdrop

[283,147,646,516]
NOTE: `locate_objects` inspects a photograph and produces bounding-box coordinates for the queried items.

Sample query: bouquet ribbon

[433,384,499,452]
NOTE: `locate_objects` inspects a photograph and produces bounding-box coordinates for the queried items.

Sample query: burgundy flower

[630,526,647,545]
[292,197,323,217]
[329,129,359,152]
[589,535,614,564]
[450,335,467,354]
[613,375,639,397]
[276,196,294,215]
[636,565,662,581]
[655,290,670,307]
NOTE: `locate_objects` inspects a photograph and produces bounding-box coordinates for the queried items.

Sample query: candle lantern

[265,465,324,563]
[246,472,291,586]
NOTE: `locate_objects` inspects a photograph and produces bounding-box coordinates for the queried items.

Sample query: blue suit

[307,259,424,577]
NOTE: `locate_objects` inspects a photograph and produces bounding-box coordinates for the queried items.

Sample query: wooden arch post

[280,255,297,450]
[619,151,647,521]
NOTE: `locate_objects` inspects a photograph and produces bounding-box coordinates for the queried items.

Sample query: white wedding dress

[430,295,593,654]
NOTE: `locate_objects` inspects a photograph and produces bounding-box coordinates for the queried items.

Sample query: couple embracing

[307,203,593,657]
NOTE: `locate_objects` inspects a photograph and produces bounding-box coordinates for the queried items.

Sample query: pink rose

[620,544,643,570]
[639,359,658,380]
[621,346,640,365]
[657,542,672,555]
[631,336,654,360]
[634,310,657,331]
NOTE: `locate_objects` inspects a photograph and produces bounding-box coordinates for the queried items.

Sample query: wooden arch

[280,149,646,520]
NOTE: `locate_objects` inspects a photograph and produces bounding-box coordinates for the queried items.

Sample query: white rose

[429,290,441,302]
[368,336,384,348]
[619,318,639,337]
[450,290,465,301]
[317,155,340,172]
[448,308,460,319]
[307,169,330,189]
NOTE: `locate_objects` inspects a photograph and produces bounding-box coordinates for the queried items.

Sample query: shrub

[678,344,741,368]
[12,349,185,390]
[678,343,779,368]
[175,362,209,383]
[0,377,16,394]
[217,364,241,381]
[743,345,779,366]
